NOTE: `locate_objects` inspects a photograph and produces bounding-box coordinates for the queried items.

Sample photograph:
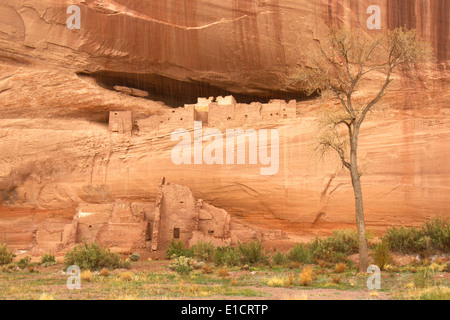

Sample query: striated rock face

[0,0,449,247]
[0,0,448,107]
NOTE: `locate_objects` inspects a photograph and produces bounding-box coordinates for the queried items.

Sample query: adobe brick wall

[109,111,132,134]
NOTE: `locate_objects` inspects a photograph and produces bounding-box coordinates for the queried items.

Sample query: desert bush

[213,246,241,267]
[169,256,194,275]
[383,226,427,254]
[64,239,128,270]
[299,266,313,286]
[334,263,346,273]
[40,252,56,265]
[0,244,15,265]
[422,217,450,252]
[310,230,359,263]
[372,241,392,271]
[129,253,140,262]
[191,241,215,262]
[382,218,450,255]
[272,252,289,266]
[165,239,193,259]
[17,256,32,269]
[238,240,269,265]
[288,243,313,264]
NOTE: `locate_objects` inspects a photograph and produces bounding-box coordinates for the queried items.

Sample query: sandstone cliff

[0,0,449,246]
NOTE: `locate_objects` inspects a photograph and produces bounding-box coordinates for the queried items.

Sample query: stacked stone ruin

[111,96,297,133]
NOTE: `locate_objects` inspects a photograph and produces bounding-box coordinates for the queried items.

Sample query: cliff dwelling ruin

[109,95,297,134]
[11,178,287,255]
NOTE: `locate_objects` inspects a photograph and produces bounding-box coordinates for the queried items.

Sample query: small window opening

[174,228,180,239]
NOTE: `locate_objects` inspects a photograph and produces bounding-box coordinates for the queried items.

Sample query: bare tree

[291,26,432,272]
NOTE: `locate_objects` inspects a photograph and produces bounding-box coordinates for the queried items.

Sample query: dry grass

[396,286,450,300]
[119,271,134,281]
[299,266,313,286]
[217,268,229,278]
[99,268,110,277]
[81,270,93,282]
[38,293,55,300]
[331,275,341,284]
[334,263,346,273]
[201,265,214,274]
[267,274,294,287]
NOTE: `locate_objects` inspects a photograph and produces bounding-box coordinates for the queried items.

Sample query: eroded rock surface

[0,1,449,249]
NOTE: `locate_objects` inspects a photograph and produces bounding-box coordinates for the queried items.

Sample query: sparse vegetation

[129,253,140,262]
[213,246,241,267]
[99,268,110,277]
[192,241,215,262]
[382,217,450,256]
[299,266,313,286]
[64,238,129,270]
[0,244,15,265]
[288,243,313,264]
[372,241,392,270]
[81,270,94,282]
[238,240,269,265]
[331,275,341,284]
[272,251,289,266]
[201,265,215,274]
[118,271,134,282]
[17,256,32,269]
[334,263,346,274]
[169,256,194,275]
[310,230,359,263]
[217,268,230,278]
[165,239,193,259]
[40,252,56,266]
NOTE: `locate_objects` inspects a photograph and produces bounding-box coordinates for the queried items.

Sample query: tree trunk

[350,136,369,272]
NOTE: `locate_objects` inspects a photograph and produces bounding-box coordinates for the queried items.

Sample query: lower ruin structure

[17,178,287,255]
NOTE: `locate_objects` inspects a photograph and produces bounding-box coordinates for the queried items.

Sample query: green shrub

[17,256,32,269]
[238,240,269,265]
[413,268,433,288]
[272,251,289,266]
[382,217,450,255]
[0,244,15,265]
[169,256,194,275]
[310,230,359,262]
[383,226,427,254]
[372,241,391,271]
[191,241,215,262]
[422,217,450,252]
[213,246,241,267]
[288,243,313,264]
[129,253,140,262]
[40,252,56,265]
[165,239,193,260]
[64,239,128,270]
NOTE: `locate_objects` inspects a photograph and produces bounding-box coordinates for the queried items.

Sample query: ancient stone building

[137,105,195,132]
[62,179,235,253]
[109,111,132,134]
[136,96,297,132]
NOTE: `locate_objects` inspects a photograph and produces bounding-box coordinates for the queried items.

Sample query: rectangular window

[173,228,180,239]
